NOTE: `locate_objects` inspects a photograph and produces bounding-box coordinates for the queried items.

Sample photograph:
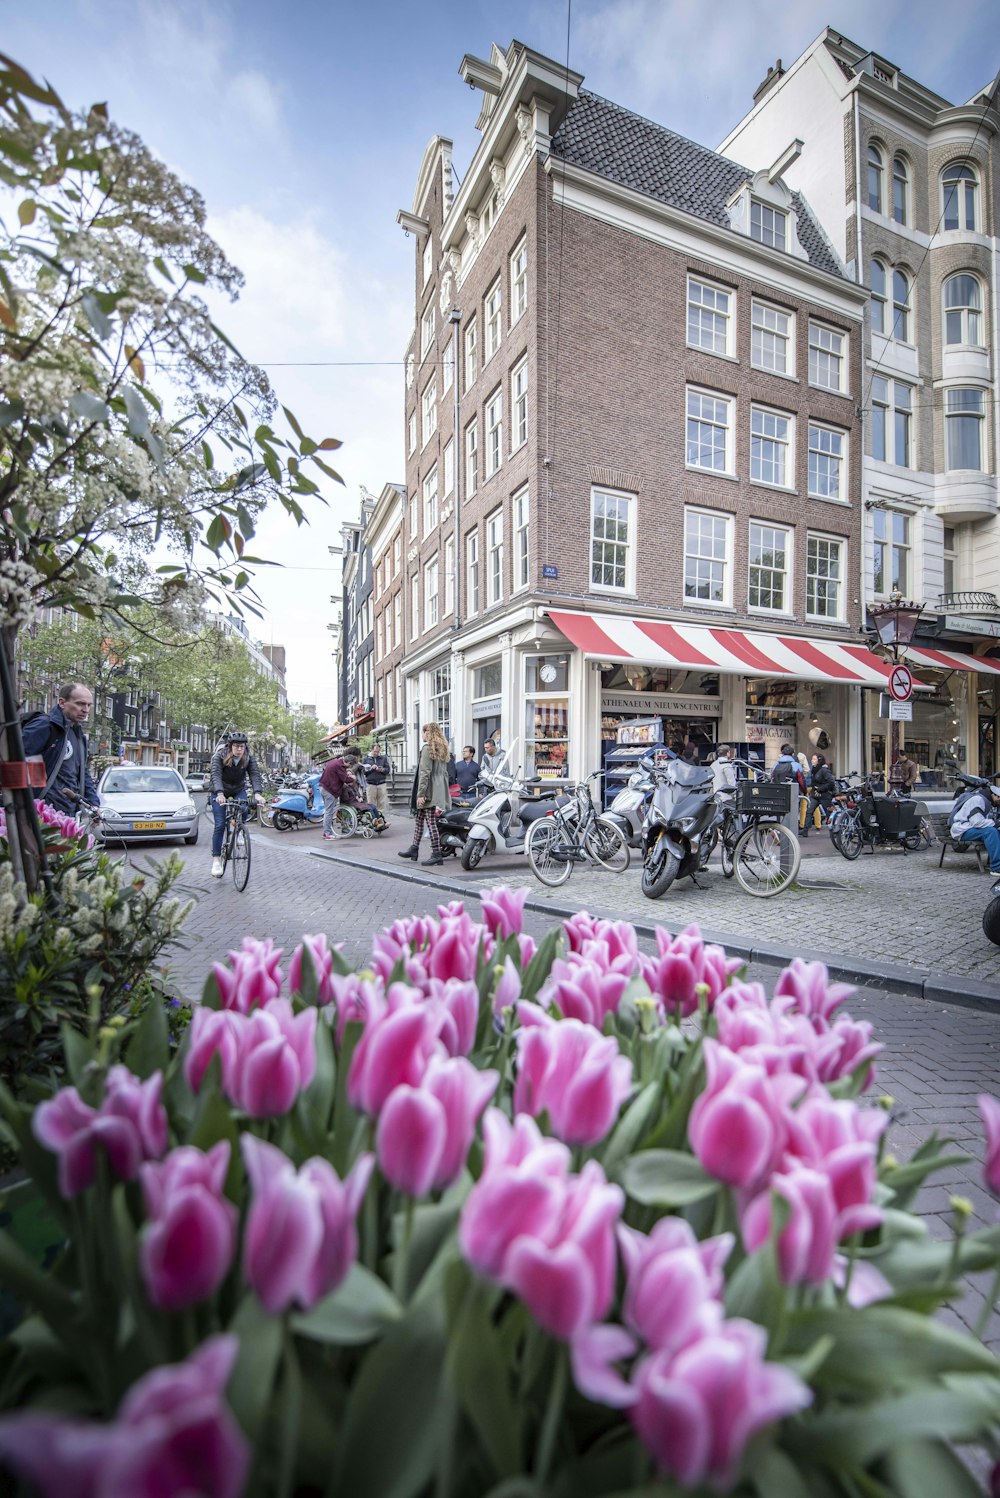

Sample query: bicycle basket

[735,781,790,816]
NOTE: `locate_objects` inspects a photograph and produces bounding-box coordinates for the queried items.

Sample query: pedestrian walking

[22,682,100,820]
[361,742,392,823]
[710,744,737,794]
[801,753,835,837]
[898,751,920,793]
[398,721,451,867]
[771,742,806,838]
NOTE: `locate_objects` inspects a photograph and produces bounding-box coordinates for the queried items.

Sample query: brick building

[385,38,900,782]
[721,28,1000,779]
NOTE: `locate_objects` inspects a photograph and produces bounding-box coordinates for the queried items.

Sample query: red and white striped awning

[904,646,1000,676]
[546,610,931,689]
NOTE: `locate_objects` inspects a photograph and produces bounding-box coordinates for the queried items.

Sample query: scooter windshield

[668,760,713,790]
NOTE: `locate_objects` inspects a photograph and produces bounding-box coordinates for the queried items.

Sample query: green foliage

[0,820,192,1100]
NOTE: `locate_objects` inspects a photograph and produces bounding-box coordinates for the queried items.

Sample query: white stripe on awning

[546,610,932,689]
[904,646,1000,677]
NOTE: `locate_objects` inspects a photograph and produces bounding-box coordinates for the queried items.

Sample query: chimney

[752,59,785,104]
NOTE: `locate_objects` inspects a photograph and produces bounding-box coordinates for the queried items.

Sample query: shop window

[524,655,569,781]
[430,662,451,746]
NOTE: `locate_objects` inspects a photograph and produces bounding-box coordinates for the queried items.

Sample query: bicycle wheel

[526,818,573,887]
[720,816,737,878]
[585,817,630,873]
[231,824,251,891]
[837,820,863,860]
[733,822,800,898]
[331,806,357,839]
[698,826,719,870]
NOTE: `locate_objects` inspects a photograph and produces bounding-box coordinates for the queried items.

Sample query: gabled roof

[551,90,845,280]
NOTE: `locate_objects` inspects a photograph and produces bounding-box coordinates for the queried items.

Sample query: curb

[309,848,998,1013]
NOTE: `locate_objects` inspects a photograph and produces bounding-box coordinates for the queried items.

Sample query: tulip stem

[534,1345,567,1483]
[975,1266,1000,1337]
[394,1195,415,1302]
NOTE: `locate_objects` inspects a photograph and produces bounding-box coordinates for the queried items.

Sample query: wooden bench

[938,835,990,873]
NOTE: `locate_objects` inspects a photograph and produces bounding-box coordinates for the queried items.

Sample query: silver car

[97,766,200,844]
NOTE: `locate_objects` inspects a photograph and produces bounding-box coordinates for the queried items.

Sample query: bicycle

[834,780,934,860]
[218,796,252,891]
[716,766,800,897]
[525,771,630,887]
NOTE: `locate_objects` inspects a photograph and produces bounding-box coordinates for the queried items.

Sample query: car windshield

[104,769,184,794]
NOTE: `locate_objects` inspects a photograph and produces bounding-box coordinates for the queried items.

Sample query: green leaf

[227,1294,283,1440]
[17,198,35,226]
[333,1300,449,1498]
[448,1269,522,1479]
[601,1082,662,1174]
[784,1305,1000,1392]
[122,385,149,437]
[205,513,232,552]
[309,454,343,484]
[182,263,207,284]
[59,1022,94,1086]
[125,991,168,1079]
[724,1240,785,1331]
[81,291,111,338]
[152,255,175,284]
[200,439,214,469]
[517,926,562,1008]
[751,1446,817,1498]
[0,398,24,427]
[882,1438,984,1497]
[619,1148,720,1207]
[795,1378,1000,1466]
[0,1228,75,1332]
[282,404,305,441]
[292,1263,402,1346]
[69,391,110,424]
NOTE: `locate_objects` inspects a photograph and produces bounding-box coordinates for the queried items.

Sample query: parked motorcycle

[438,783,489,860]
[602,767,654,850]
[640,752,720,899]
[459,743,562,871]
[268,773,325,831]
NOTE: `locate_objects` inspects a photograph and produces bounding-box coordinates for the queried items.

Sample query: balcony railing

[936,591,1000,618]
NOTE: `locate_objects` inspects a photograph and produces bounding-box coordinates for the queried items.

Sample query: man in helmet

[209,733,264,878]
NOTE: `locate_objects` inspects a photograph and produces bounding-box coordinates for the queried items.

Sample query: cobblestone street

[142,817,1000,1357]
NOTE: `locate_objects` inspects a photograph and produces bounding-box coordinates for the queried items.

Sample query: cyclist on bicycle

[209,733,264,878]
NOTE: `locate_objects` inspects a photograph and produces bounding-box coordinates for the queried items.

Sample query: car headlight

[101,806,122,819]
[174,802,197,818]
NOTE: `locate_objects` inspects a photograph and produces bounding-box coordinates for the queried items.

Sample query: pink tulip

[742,1166,840,1285]
[618,1219,733,1354]
[979,1094,1000,1197]
[33,1068,168,1199]
[539,953,630,1029]
[329,972,389,1042]
[212,936,284,1013]
[288,933,337,1005]
[785,1093,885,1238]
[184,1008,240,1095]
[460,1111,624,1341]
[639,925,741,1017]
[139,1143,237,1311]
[688,1042,805,1191]
[229,999,317,1117]
[570,1323,639,1408]
[630,1319,810,1489]
[348,993,441,1115]
[562,913,638,971]
[481,886,528,940]
[514,1006,633,1146]
[429,978,479,1056]
[0,1335,249,1498]
[241,1136,373,1313]
[491,955,522,1022]
[773,957,855,1024]
[377,1058,497,1196]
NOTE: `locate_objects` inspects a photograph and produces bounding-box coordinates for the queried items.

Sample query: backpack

[772,758,796,785]
[20,712,64,793]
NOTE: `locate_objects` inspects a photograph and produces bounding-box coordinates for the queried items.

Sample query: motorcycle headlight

[678,815,698,834]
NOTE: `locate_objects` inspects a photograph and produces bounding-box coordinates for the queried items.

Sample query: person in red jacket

[320,750,357,838]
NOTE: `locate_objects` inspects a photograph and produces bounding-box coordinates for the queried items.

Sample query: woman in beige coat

[398,721,451,866]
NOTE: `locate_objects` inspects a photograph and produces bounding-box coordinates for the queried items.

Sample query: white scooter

[459,741,567,871]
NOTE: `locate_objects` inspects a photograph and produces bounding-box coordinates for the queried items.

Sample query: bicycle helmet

[227,732,249,745]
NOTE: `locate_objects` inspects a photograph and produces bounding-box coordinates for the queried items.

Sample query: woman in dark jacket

[400,721,451,866]
[803,753,836,837]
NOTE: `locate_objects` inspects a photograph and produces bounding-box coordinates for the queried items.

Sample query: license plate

[129,820,167,830]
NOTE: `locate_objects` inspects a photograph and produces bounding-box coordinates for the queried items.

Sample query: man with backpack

[950,782,1000,893]
[771,742,806,836]
[22,683,100,819]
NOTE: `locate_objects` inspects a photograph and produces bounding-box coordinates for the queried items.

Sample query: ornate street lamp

[867,590,925,788]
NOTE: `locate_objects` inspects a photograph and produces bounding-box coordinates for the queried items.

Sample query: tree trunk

[0,624,52,899]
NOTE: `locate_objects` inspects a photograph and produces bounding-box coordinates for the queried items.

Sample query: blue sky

[7,0,997,718]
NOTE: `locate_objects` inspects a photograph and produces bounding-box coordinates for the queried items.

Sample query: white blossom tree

[0,52,343,889]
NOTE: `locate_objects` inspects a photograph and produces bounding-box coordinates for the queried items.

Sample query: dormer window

[750,199,786,252]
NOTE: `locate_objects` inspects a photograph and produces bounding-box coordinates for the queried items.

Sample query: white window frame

[466,529,480,617]
[892,155,909,226]
[486,507,504,607]
[510,238,528,324]
[683,506,733,608]
[424,559,439,629]
[407,410,417,456]
[464,318,478,391]
[422,466,438,532]
[805,532,846,623]
[422,238,432,287]
[747,519,793,615]
[871,377,913,468]
[946,388,986,472]
[485,278,502,362]
[589,487,636,595]
[442,339,454,394]
[393,535,401,576]
[891,268,911,343]
[807,422,847,503]
[867,142,884,213]
[444,535,455,616]
[420,303,434,359]
[485,387,502,479]
[750,404,795,491]
[410,577,420,638]
[944,274,983,347]
[421,376,437,448]
[685,386,734,475]
[750,198,786,252]
[393,592,401,647]
[443,437,454,497]
[687,275,733,358]
[872,508,910,598]
[808,321,847,394]
[750,299,793,376]
[512,485,530,593]
[465,418,478,498]
[511,357,528,452]
[481,188,499,238]
[942,162,979,232]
